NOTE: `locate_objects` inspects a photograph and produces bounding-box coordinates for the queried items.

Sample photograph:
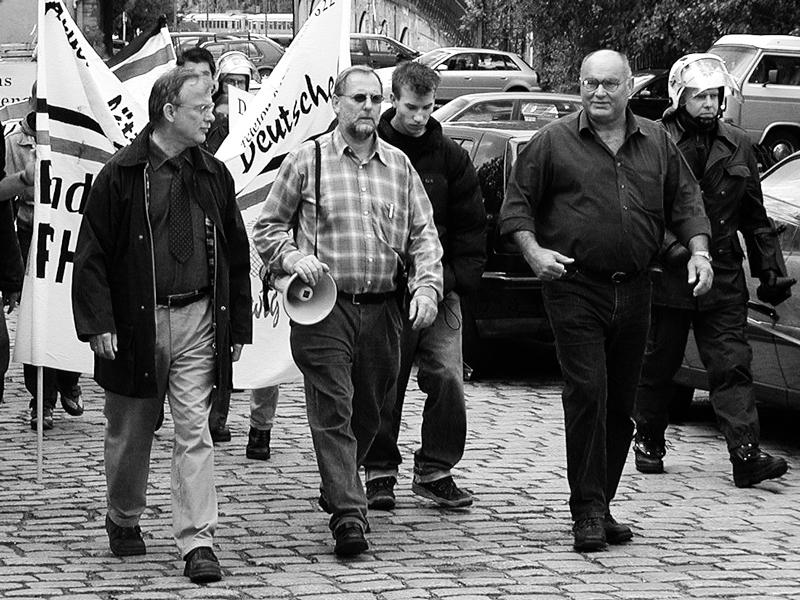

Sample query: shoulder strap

[314,139,321,257]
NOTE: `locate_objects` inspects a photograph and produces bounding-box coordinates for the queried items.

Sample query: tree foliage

[461,0,800,92]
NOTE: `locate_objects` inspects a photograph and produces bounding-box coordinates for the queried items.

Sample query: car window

[477,53,518,71]
[748,54,800,86]
[446,53,478,71]
[456,100,515,122]
[709,45,759,80]
[203,43,226,62]
[350,38,362,53]
[449,136,477,155]
[635,75,668,99]
[520,101,562,123]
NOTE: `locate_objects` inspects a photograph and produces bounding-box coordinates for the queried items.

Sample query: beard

[345,118,376,141]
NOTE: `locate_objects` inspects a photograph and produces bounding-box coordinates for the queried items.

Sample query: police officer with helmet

[633,53,794,487]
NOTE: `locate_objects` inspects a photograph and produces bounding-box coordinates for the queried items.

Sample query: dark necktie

[168,158,193,263]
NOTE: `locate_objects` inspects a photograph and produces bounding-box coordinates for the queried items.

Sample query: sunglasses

[339,93,384,104]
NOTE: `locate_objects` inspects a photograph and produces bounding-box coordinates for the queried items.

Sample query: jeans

[104,298,217,557]
[291,296,402,533]
[364,291,466,483]
[543,272,651,521]
[634,303,759,449]
[250,385,279,430]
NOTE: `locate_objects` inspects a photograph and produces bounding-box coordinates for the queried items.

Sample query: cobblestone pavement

[1,328,799,599]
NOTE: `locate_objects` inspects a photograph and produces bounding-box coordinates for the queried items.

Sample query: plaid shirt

[254,129,443,300]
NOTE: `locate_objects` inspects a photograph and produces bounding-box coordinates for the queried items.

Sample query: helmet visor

[678,57,742,103]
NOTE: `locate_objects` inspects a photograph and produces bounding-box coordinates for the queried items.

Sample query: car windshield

[418,49,451,67]
[708,45,759,81]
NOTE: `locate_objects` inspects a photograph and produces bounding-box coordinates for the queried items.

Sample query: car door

[436,52,480,102]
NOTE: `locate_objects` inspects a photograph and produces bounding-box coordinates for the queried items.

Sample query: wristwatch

[692,251,712,261]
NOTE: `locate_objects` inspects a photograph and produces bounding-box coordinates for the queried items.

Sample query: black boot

[634,432,666,474]
[730,443,788,488]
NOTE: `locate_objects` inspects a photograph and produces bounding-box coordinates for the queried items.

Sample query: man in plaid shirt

[254,65,443,557]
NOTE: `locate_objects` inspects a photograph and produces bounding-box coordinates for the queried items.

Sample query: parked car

[674,151,800,411]
[201,37,285,77]
[379,47,540,107]
[432,91,580,129]
[350,33,419,69]
[170,31,235,59]
[628,69,669,121]
[709,34,800,163]
[440,124,550,374]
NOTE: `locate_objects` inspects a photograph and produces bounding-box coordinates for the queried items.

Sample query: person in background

[1,84,83,429]
[633,53,791,487]
[0,122,25,405]
[499,50,713,552]
[364,60,486,510]
[253,65,443,556]
[72,67,252,582]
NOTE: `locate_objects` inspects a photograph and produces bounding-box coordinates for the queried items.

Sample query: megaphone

[273,272,337,325]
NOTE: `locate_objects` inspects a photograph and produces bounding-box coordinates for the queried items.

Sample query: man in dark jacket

[72,67,251,582]
[363,61,487,509]
[633,53,790,487]
[0,123,25,405]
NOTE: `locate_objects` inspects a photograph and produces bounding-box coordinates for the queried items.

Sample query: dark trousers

[634,303,759,449]
[363,291,466,481]
[543,273,651,521]
[291,297,402,533]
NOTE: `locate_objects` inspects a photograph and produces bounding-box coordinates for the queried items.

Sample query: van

[709,35,800,163]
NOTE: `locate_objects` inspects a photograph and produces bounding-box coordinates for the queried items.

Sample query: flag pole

[36,365,43,481]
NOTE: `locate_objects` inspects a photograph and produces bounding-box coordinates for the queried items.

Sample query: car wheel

[668,383,695,423]
[763,129,799,163]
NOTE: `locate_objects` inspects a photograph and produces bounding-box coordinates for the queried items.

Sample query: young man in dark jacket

[72,67,251,582]
[633,53,790,487]
[363,61,487,509]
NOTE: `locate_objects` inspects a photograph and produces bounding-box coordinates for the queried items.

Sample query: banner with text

[13,0,147,371]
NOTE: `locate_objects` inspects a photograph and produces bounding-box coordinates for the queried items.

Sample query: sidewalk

[1,344,798,599]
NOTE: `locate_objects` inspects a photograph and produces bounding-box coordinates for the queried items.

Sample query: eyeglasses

[581,78,625,93]
[339,93,384,105]
[174,103,214,115]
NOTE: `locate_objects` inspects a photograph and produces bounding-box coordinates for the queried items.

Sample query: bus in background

[244,14,294,47]
[180,13,294,48]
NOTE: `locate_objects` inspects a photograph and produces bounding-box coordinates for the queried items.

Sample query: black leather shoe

[246,427,271,460]
[634,433,666,474]
[333,522,368,556]
[60,391,84,416]
[604,513,633,544]
[210,426,231,443]
[106,514,146,556]
[367,476,396,510]
[731,443,788,488]
[183,546,222,583]
[572,517,606,551]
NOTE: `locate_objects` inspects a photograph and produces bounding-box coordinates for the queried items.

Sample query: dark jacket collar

[378,107,443,145]
[116,122,220,174]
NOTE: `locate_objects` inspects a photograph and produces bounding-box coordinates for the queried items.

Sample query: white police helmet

[216,50,260,91]
[667,53,742,109]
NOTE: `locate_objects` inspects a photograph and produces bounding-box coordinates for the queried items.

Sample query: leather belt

[156,287,210,308]
[570,268,643,284]
[338,291,396,305]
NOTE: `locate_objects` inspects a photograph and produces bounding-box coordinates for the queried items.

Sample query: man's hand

[89,332,117,360]
[687,256,714,297]
[291,255,329,286]
[231,343,243,362]
[408,294,437,330]
[513,231,574,280]
[3,291,19,314]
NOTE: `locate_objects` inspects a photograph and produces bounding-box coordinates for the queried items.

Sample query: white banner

[225,0,351,388]
[215,0,351,196]
[13,0,147,371]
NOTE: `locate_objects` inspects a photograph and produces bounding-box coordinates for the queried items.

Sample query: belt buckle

[610,271,627,283]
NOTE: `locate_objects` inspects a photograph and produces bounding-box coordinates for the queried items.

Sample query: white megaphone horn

[273,272,337,325]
